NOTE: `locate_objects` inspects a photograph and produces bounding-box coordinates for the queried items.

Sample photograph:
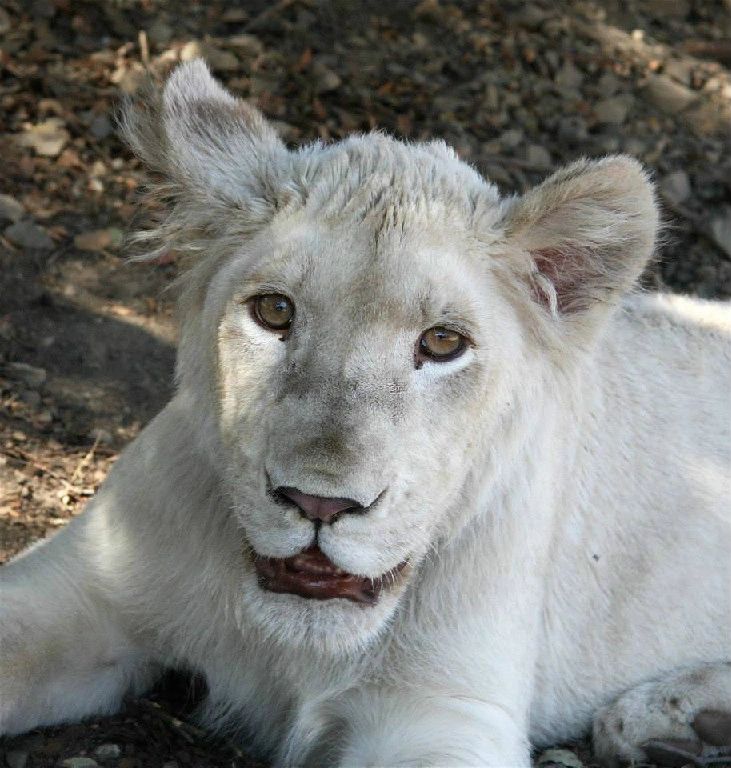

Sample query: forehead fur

[290,135,500,229]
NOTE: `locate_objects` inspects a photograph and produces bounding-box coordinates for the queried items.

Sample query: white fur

[1,62,729,766]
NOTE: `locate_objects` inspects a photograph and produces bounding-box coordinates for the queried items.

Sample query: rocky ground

[1,0,730,766]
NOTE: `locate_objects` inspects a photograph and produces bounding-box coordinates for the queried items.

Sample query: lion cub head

[123,62,657,652]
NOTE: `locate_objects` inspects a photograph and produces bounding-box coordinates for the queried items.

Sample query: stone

[312,60,341,93]
[498,128,524,149]
[146,19,172,45]
[536,748,584,768]
[74,228,123,252]
[664,58,693,86]
[19,389,42,407]
[4,220,54,250]
[555,61,583,92]
[710,207,731,259]
[596,71,620,96]
[60,760,100,768]
[594,134,621,154]
[89,114,113,140]
[643,74,698,113]
[3,362,47,387]
[557,116,587,144]
[659,170,692,205]
[227,34,264,57]
[181,40,239,71]
[525,144,552,167]
[0,194,24,222]
[93,744,122,760]
[0,7,11,35]
[5,751,29,768]
[593,95,632,125]
[16,118,69,157]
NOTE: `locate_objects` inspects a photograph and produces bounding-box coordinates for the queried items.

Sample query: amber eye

[417,326,467,363]
[251,294,294,333]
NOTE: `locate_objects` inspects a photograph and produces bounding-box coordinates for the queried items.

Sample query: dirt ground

[1,0,730,766]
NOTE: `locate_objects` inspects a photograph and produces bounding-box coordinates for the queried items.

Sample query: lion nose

[273,487,363,524]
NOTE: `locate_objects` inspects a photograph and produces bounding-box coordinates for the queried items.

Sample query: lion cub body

[1,63,729,766]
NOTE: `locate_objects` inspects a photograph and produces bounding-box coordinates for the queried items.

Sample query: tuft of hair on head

[118,60,290,262]
[495,155,659,339]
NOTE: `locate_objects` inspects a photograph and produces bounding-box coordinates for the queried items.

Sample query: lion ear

[120,59,287,205]
[501,156,658,318]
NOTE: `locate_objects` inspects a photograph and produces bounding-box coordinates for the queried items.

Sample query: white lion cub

[1,61,729,767]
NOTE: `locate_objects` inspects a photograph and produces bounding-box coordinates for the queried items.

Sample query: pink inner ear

[530,245,594,314]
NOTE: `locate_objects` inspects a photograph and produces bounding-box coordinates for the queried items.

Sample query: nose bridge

[269,342,394,488]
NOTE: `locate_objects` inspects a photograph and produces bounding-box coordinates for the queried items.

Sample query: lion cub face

[212,210,518,647]
[123,62,656,650]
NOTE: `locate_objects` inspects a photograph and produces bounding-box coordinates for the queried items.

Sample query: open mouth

[253,545,408,605]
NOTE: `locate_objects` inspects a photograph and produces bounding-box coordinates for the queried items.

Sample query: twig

[138,30,150,68]
[69,433,101,487]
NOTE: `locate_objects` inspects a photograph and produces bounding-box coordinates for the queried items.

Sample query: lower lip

[253,547,408,605]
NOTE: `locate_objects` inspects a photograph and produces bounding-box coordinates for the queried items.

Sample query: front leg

[331,688,529,768]
[0,514,158,735]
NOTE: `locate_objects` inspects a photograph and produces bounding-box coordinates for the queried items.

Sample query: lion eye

[417,326,467,363]
[251,294,294,333]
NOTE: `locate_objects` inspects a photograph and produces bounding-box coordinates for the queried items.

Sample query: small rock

[710,207,731,259]
[0,194,24,223]
[93,744,122,761]
[498,128,524,149]
[659,170,692,205]
[4,362,47,387]
[593,133,621,154]
[89,114,112,140]
[227,34,264,57]
[593,95,632,125]
[622,137,646,156]
[19,390,42,407]
[0,7,11,35]
[5,750,29,768]
[664,58,693,86]
[222,7,248,22]
[206,47,240,72]
[4,220,54,250]
[536,748,584,768]
[312,60,341,93]
[146,19,172,45]
[596,71,620,96]
[180,40,239,71]
[644,0,690,17]
[36,409,54,426]
[555,61,583,92]
[557,116,587,144]
[16,117,69,157]
[525,144,552,167]
[643,74,698,113]
[61,759,100,768]
[89,427,113,445]
[74,228,123,252]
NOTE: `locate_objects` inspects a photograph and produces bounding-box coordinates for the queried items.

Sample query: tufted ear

[120,60,287,213]
[501,156,658,319]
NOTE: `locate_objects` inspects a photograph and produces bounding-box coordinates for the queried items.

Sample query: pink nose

[274,487,363,524]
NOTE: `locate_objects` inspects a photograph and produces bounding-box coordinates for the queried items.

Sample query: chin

[237,553,408,656]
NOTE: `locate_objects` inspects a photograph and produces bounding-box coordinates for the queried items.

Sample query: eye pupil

[418,326,467,363]
[252,294,294,332]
